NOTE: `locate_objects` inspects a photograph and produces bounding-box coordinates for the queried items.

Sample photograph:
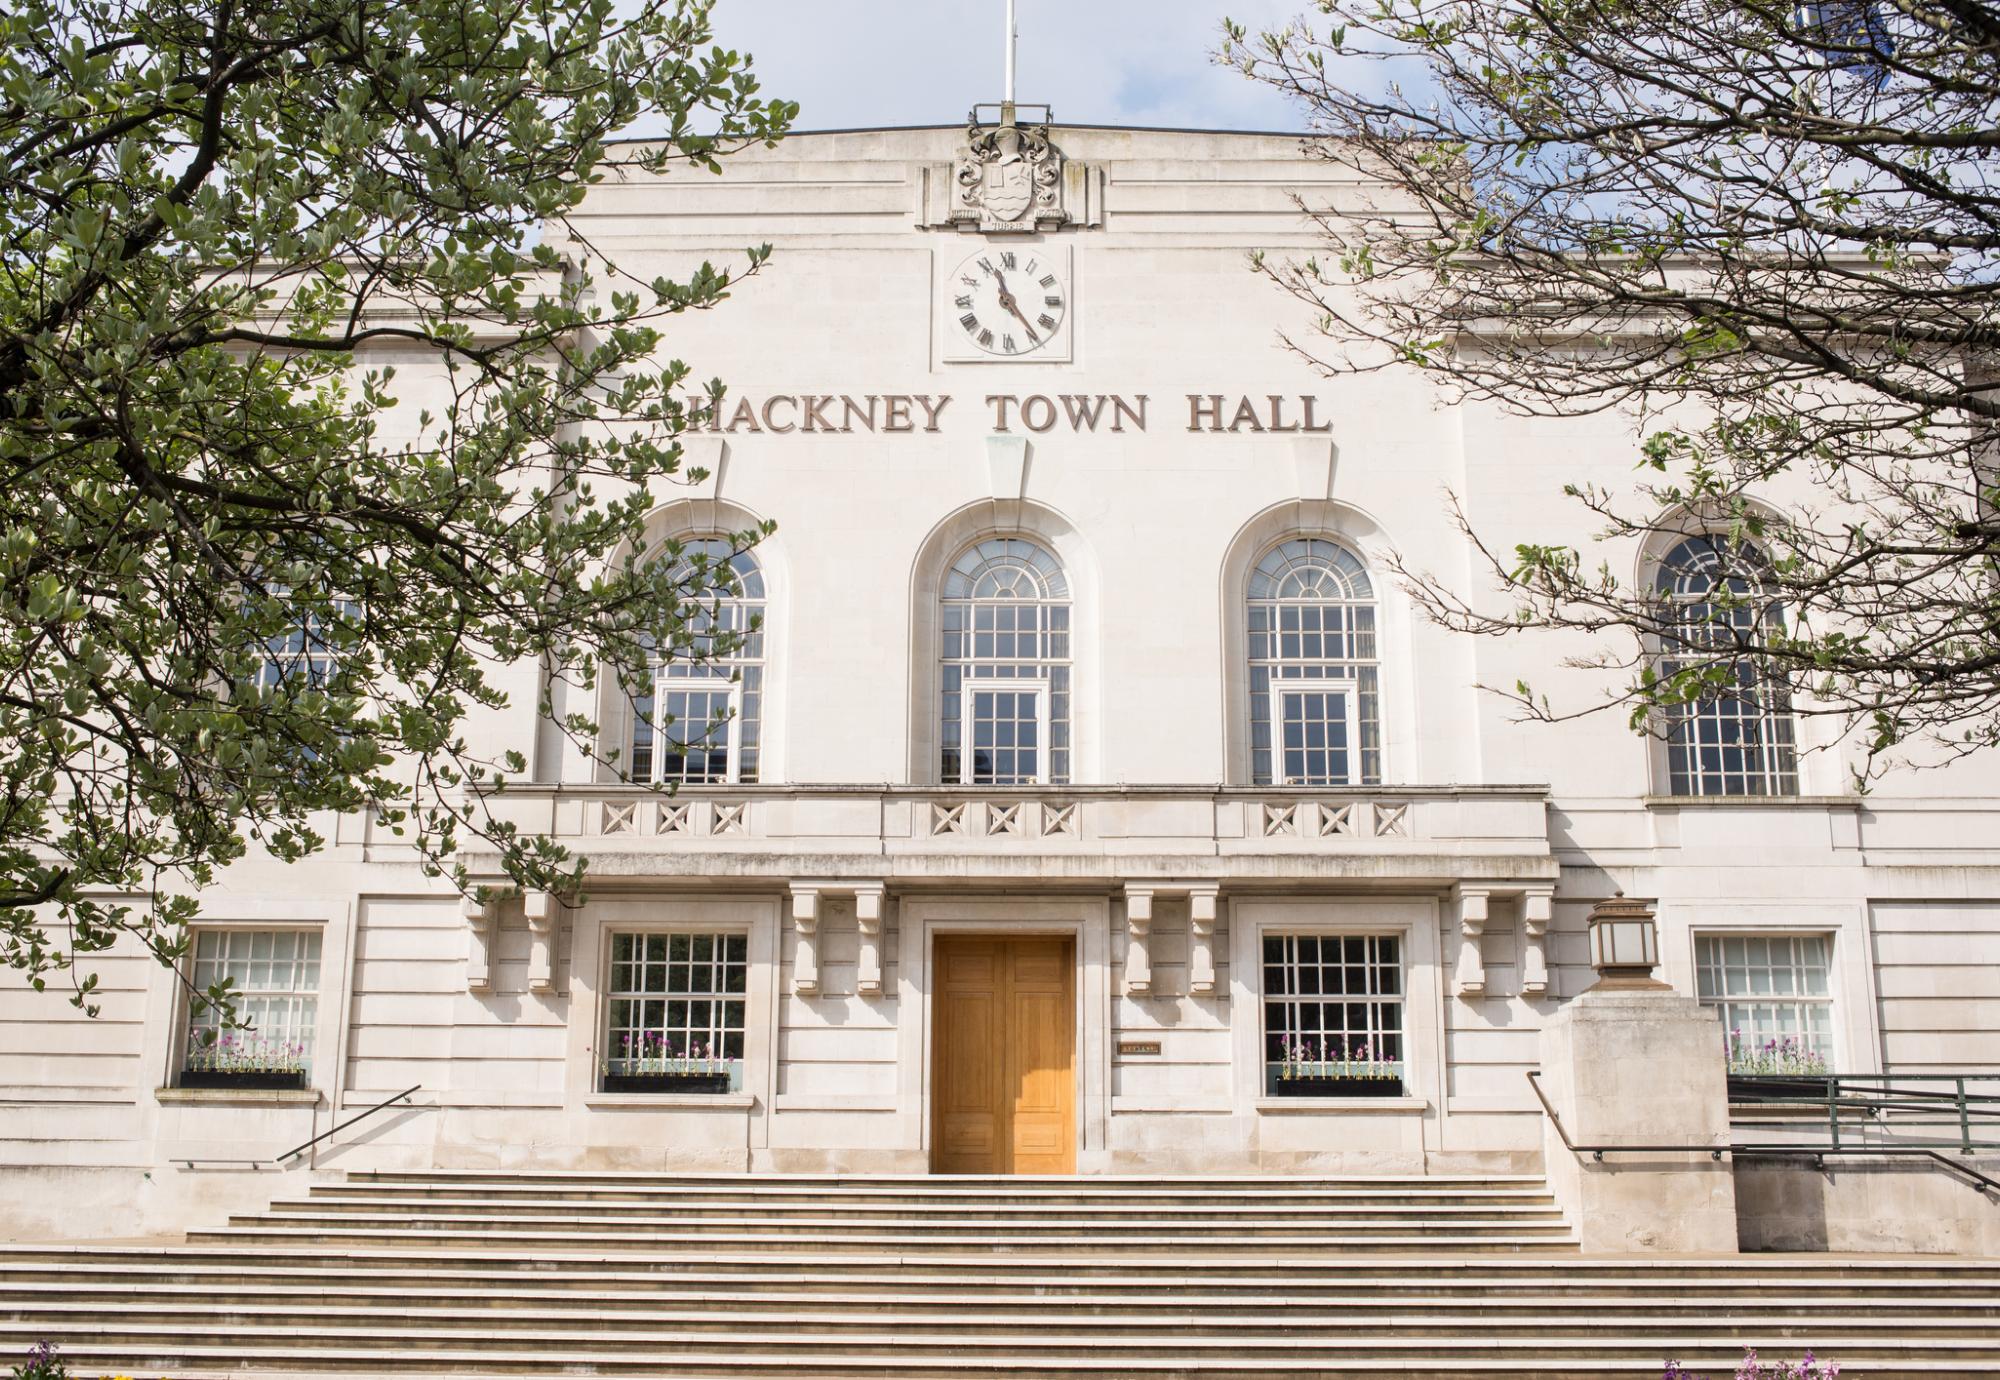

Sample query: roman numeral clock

[940,245,1072,364]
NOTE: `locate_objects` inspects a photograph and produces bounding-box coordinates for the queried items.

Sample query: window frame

[641,674,746,786]
[955,677,1053,786]
[1257,930,1408,1095]
[1245,536,1384,788]
[627,536,767,786]
[937,536,1073,787]
[176,925,326,1087]
[1648,534,1800,798]
[598,928,752,1094]
[1693,930,1838,1067]
[1267,680,1363,787]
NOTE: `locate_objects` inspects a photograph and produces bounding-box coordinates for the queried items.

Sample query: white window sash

[1268,680,1361,787]
[957,678,1051,786]
[650,674,744,784]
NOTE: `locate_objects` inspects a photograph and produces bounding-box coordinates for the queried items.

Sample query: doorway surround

[896,896,1111,1172]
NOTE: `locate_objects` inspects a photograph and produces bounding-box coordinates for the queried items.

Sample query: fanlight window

[1248,539,1382,786]
[630,539,765,785]
[940,538,1070,785]
[1653,535,1798,797]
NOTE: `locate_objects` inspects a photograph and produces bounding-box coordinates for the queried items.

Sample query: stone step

[101,1366,2000,1380]
[7,1299,1995,1338]
[184,1223,1581,1253]
[7,1330,1996,1375]
[347,1171,1555,1189]
[8,1281,1997,1317]
[242,1204,1575,1233]
[8,1247,1999,1287]
[314,1179,1564,1207]
[231,1204,1579,1230]
[298,1189,1568,1215]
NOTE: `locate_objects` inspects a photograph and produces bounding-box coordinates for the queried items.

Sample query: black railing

[1525,1070,2000,1194]
[1727,1072,2000,1153]
[171,1084,423,1171]
[274,1084,421,1164]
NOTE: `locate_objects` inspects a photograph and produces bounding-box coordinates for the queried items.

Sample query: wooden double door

[931,935,1075,1174]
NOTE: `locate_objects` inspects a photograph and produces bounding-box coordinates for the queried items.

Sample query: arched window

[1653,534,1798,796]
[630,538,765,785]
[1248,538,1382,786]
[940,538,1070,785]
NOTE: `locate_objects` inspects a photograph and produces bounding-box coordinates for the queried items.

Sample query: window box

[601,1072,732,1095]
[178,1068,309,1091]
[1727,1073,1832,1103]
[1271,1075,1403,1098]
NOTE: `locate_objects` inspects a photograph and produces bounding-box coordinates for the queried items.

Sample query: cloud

[710,0,1316,132]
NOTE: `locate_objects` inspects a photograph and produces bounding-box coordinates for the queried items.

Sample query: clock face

[947,247,1067,357]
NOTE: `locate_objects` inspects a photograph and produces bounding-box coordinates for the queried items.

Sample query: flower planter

[601,1072,733,1095]
[178,1068,309,1091]
[1728,1074,1832,1103]
[1272,1076,1404,1098]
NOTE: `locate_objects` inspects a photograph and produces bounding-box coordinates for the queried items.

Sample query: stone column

[463,895,497,994]
[1536,899,1737,1253]
[789,885,820,997]
[1187,886,1220,996]
[854,884,886,998]
[1123,886,1153,996]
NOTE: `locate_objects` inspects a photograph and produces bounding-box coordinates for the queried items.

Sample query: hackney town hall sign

[693,394,1336,437]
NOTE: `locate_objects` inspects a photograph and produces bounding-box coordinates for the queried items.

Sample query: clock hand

[1003,296,1039,339]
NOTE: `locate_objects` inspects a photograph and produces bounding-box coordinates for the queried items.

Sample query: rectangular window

[960,682,1049,785]
[1271,684,1360,786]
[182,929,322,1083]
[1696,934,1834,1065]
[603,932,747,1091]
[632,680,740,784]
[1261,933,1404,1094]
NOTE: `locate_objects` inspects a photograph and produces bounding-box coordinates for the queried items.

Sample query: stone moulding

[452,785,1561,888]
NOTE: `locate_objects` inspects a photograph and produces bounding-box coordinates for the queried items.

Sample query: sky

[708,1,1317,133]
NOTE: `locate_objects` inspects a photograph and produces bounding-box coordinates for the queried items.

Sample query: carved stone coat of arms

[951,113,1066,233]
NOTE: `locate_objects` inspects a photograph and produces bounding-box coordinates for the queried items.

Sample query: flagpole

[1004,0,1017,105]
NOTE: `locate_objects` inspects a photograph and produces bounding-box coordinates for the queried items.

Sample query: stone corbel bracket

[1521,886,1555,997]
[523,890,564,995]
[1454,882,1560,1001]
[789,880,891,999]
[463,894,499,994]
[1123,886,1155,996]
[1453,886,1491,998]
[1122,881,1225,997]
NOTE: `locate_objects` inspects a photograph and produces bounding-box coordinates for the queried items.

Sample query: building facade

[4,119,1998,1238]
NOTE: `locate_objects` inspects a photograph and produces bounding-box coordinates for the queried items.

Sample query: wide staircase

[3,1170,1999,1377]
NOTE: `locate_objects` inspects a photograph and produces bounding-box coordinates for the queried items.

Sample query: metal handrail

[1524,1071,2000,1194]
[274,1084,421,1165]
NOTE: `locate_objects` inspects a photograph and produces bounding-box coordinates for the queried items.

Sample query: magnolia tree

[0,0,795,1011]
[1224,0,2000,779]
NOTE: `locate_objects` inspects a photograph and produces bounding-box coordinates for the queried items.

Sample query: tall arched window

[1248,538,1382,786]
[1654,534,1798,796]
[630,538,765,784]
[940,538,1070,785]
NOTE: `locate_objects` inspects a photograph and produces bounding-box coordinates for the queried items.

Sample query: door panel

[932,935,1075,1174]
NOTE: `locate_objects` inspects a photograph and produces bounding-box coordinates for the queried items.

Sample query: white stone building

[3,115,1997,1242]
